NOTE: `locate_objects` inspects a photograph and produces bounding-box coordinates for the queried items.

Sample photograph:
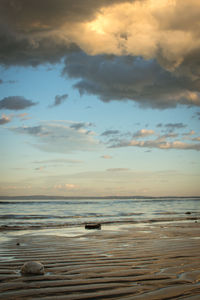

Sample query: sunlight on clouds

[88,16,107,35]
[65,0,200,69]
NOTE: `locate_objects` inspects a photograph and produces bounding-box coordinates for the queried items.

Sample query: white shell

[21,261,44,275]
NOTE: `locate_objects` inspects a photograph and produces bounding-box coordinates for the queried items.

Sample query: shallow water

[0,197,199,231]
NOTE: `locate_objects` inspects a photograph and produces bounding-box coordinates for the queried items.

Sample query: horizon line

[0,195,200,199]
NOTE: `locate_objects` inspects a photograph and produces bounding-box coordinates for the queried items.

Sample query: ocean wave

[0,212,145,220]
[1,198,199,206]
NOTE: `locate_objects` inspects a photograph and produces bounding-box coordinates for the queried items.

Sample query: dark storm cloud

[0,0,125,28]
[0,96,37,110]
[0,23,78,66]
[0,0,126,66]
[63,52,200,109]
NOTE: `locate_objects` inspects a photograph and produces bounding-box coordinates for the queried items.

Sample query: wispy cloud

[106,168,130,172]
[110,137,200,151]
[16,112,31,121]
[11,121,100,153]
[33,159,83,165]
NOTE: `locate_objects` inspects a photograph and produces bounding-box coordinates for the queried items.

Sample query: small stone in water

[21,261,44,275]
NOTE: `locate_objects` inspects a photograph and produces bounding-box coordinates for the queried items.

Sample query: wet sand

[0,221,200,299]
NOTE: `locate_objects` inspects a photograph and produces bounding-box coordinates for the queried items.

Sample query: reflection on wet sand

[0,221,200,299]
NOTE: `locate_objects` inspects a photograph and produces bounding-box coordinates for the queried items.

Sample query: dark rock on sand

[16,242,20,246]
[185,212,191,215]
[21,261,44,275]
[85,223,101,230]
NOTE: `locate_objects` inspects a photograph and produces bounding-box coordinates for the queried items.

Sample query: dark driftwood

[85,223,101,230]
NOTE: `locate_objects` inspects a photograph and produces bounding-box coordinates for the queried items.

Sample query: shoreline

[0,214,199,231]
[0,220,200,299]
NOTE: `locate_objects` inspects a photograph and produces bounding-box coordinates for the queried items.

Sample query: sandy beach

[0,221,200,300]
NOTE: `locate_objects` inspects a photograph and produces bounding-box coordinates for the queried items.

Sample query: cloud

[0,96,37,110]
[165,123,187,130]
[33,159,83,164]
[17,112,31,121]
[0,79,17,84]
[161,132,179,139]
[192,136,200,142]
[133,129,155,138]
[101,155,112,159]
[0,1,200,109]
[105,126,200,151]
[35,166,45,171]
[15,125,43,135]
[11,121,100,153]
[2,0,198,71]
[0,0,125,66]
[63,52,200,109]
[54,183,78,190]
[50,93,68,107]
[0,0,199,71]
[106,168,130,172]
[0,114,11,125]
[101,130,120,136]
[182,130,195,138]
[110,137,200,151]
[70,122,93,130]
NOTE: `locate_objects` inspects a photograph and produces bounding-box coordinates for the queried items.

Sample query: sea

[0,197,199,234]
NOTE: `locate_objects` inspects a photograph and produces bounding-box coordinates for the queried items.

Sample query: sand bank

[0,221,200,299]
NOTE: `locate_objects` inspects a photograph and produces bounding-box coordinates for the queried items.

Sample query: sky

[0,0,200,197]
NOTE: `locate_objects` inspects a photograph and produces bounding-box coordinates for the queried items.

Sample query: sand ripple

[0,222,200,299]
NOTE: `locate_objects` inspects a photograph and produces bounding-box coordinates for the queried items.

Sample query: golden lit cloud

[58,0,200,70]
[1,0,200,71]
